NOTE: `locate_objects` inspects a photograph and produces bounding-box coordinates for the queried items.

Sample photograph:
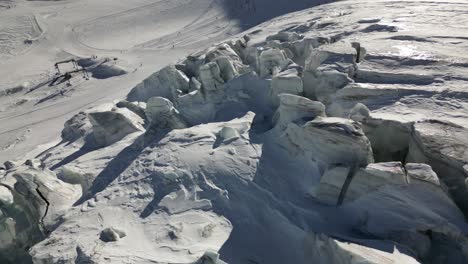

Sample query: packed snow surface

[1,0,468,263]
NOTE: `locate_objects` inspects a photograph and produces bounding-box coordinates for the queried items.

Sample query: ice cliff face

[1,0,468,263]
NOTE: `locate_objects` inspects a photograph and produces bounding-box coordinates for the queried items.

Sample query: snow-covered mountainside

[0,0,331,164]
[1,0,468,263]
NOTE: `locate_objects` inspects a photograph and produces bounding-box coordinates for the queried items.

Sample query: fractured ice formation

[0,166,81,263]
[145,97,188,129]
[88,107,144,147]
[272,93,326,131]
[2,1,468,264]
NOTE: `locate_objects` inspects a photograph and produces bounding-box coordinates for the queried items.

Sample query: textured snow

[1,0,468,263]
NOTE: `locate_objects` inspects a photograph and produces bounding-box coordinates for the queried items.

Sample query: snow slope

[0,0,332,164]
[1,0,468,264]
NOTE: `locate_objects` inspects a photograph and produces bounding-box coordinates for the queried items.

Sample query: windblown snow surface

[1,0,468,263]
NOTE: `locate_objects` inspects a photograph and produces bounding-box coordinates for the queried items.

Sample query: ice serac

[407,120,468,214]
[304,49,329,72]
[205,43,241,63]
[309,166,349,205]
[310,160,468,260]
[88,108,144,147]
[127,65,190,102]
[0,167,81,263]
[363,117,412,163]
[258,48,290,77]
[214,56,238,82]
[285,37,327,65]
[303,70,351,102]
[305,232,420,264]
[145,96,188,129]
[198,43,247,91]
[270,68,303,106]
[226,36,248,59]
[272,94,325,132]
[199,62,225,92]
[342,163,468,261]
[344,162,407,202]
[311,161,449,205]
[116,100,147,119]
[13,169,82,225]
[176,89,217,125]
[61,112,92,142]
[55,165,94,193]
[302,41,356,101]
[405,163,441,187]
[283,117,374,167]
[310,162,406,205]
